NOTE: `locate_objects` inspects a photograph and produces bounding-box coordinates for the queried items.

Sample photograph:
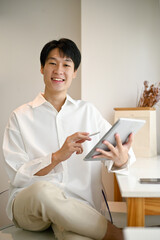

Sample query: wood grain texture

[127,198,145,226]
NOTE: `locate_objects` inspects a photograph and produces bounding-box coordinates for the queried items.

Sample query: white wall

[81,0,160,199]
[0,0,81,227]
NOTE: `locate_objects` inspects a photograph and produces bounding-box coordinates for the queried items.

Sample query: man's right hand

[52,132,91,164]
[35,132,91,176]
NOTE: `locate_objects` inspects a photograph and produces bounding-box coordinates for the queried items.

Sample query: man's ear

[40,66,44,75]
[73,70,77,79]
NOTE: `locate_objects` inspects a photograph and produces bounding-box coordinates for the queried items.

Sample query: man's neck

[43,90,67,112]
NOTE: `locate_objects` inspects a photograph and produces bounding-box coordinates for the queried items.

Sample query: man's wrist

[51,152,60,166]
[113,154,129,168]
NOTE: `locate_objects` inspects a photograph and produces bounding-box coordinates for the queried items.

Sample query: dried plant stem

[137,81,160,107]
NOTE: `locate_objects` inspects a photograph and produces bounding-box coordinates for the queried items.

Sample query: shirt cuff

[104,152,133,175]
[13,153,52,187]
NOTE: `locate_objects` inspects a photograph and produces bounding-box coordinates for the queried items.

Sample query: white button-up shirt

[3,93,136,220]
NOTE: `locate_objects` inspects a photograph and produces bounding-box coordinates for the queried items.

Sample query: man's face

[41,48,77,96]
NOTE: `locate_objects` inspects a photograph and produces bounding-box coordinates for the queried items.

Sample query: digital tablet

[84,118,146,161]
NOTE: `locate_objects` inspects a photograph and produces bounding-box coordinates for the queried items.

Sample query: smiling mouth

[51,78,65,82]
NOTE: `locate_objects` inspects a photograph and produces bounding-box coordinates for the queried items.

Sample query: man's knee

[15,181,56,205]
[26,181,57,200]
[14,180,65,222]
[29,181,53,193]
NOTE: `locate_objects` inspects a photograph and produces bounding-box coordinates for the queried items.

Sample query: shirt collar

[29,93,78,108]
[66,94,78,105]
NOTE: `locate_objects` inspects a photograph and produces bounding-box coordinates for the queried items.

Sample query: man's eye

[64,64,71,67]
[49,62,56,65]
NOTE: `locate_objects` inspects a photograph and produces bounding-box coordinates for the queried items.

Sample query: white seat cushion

[0,225,56,240]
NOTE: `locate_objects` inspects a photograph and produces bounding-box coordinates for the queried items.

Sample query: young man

[3,38,135,240]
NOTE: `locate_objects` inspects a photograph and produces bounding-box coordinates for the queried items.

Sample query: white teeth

[52,78,64,81]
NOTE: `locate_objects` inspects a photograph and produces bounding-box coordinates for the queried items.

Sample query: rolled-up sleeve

[104,147,136,175]
[3,114,52,188]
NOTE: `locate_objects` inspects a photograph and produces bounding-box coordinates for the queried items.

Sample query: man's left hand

[93,133,133,168]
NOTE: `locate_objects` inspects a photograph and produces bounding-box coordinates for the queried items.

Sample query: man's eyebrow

[64,58,72,62]
[47,57,72,62]
[47,57,56,61]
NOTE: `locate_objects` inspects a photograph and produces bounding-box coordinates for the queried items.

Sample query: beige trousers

[13,181,107,240]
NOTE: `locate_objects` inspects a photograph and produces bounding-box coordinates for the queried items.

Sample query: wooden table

[114,155,160,226]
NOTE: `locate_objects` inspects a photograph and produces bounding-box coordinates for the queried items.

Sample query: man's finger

[102,140,116,153]
[124,133,133,149]
[93,148,112,159]
[69,132,90,143]
[114,133,123,150]
[74,145,83,154]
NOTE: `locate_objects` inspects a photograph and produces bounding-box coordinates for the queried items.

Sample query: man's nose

[54,64,63,74]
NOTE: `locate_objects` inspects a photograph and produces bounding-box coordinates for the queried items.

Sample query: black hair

[40,38,81,71]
